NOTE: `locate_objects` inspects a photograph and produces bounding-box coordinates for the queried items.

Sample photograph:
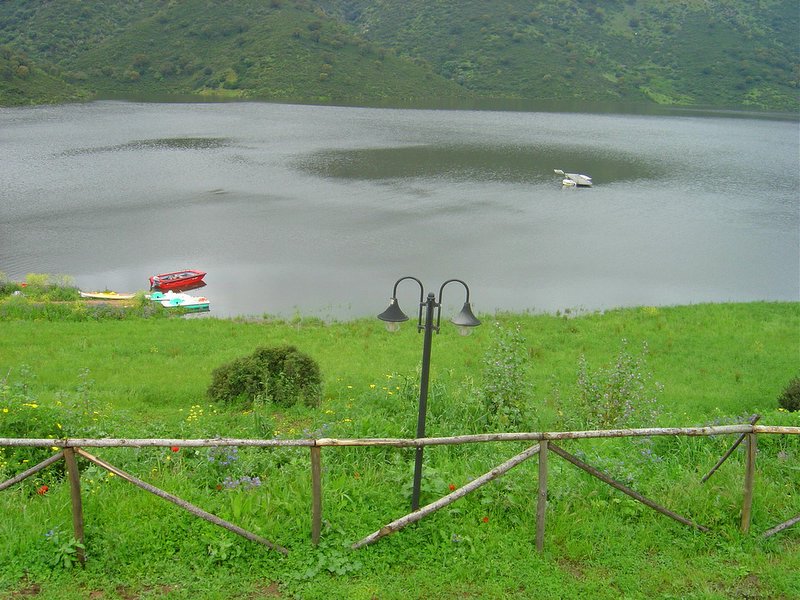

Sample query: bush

[208,345,322,408]
[479,322,533,428]
[777,377,800,412]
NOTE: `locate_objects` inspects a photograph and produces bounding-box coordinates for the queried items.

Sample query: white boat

[148,290,210,311]
[554,169,592,187]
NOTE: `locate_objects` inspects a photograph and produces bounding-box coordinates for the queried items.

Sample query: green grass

[0,300,798,598]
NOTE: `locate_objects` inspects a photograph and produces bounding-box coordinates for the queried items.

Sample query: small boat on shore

[79,291,136,300]
[554,169,592,187]
[148,290,210,312]
[149,269,206,290]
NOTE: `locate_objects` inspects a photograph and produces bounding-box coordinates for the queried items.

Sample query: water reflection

[62,137,229,156]
[297,144,665,184]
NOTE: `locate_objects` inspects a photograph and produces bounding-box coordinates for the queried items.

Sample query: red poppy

[448,483,456,492]
[170,446,180,452]
[482,516,489,523]
[37,485,49,495]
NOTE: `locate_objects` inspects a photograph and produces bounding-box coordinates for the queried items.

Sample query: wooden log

[549,443,709,532]
[0,437,314,448]
[75,448,289,555]
[0,451,64,491]
[701,415,761,483]
[2,423,797,450]
[63,448,86,566]
[741,432,757,534]
[753,426,800,435]
[318,425,759,447]
[352,444,541,550]
[536,440,548,553]
[311,446,322,546]
[762,513,800,538]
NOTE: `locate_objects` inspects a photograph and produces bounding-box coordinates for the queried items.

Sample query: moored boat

[554,169,592,187]
[148,290,210,312]
[79,291,136,300]
[149,269,206,290]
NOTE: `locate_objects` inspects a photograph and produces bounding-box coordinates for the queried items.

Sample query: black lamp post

[378,276,481,511]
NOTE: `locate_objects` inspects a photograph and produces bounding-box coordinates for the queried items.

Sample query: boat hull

[79,291,136,300]
[149,270,206,290]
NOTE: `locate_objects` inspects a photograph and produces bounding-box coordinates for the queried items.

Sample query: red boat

[149,269,206,290]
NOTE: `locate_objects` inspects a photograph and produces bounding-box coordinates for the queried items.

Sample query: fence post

[62,448,86,565]
[741,432,757,534]
[311,446,322,545]
[536,440,549,552]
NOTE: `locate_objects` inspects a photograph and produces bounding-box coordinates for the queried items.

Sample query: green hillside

[0,0,797,109]
[0,46,87,105]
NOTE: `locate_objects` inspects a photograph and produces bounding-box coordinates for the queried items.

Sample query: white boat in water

[148,290,210,312]
[554,169,592,187]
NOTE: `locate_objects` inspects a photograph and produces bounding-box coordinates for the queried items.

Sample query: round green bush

[207,345,322,408]
[777,377,800,412]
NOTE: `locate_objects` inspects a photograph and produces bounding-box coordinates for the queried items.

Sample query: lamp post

[378,276,481,511]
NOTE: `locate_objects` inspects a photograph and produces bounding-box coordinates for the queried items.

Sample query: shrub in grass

[479,322,533,428]
[208,345,322,408]
[0,365,65,482]
[572,339,662,429]
[777,377,800,412]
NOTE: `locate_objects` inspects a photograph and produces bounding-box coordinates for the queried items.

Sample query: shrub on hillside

[777,377,800,412]
[208,345,322,408]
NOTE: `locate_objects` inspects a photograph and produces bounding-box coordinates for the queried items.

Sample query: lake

[1,101,798,319]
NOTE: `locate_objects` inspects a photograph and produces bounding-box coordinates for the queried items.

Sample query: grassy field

[0,295,798,599]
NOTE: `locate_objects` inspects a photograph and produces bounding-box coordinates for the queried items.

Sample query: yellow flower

[2,408,8,413]
[23,403,39,409]
[369,384,376,389]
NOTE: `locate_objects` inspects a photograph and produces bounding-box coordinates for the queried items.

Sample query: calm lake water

[1,101,798,319]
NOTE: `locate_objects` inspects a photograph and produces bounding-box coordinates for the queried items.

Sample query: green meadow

[0,283,798,599]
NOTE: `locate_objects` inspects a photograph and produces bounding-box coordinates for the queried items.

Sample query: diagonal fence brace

[352,443,541,549]
[549,443,709,532]
[75,448,289,555]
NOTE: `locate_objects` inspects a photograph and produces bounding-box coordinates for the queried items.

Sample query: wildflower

[369,384,376,389]
[482,516,489,523]
[449,483,456,492]
[171,446,180,452]
[2,408,8,413]
[37,485,49,495]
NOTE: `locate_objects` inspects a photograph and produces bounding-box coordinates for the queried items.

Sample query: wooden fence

[2,422,798,565]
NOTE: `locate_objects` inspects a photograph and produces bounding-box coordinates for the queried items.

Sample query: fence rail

[2,422,798,565]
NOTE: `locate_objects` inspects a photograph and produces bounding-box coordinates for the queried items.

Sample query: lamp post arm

[391,276,426,332]
[436,279,471,331]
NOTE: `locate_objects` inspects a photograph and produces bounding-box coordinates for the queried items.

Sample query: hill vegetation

[0,0,797,110]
